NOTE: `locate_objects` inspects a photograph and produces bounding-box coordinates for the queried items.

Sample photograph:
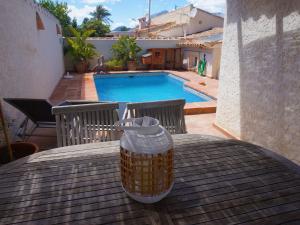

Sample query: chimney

[138,17,147,29]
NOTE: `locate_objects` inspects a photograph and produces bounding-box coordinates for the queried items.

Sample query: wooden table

[0,134,300,225]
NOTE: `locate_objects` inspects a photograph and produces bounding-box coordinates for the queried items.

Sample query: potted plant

[111,36,142,71]
[66,27,98,73]
[0,143,39,164]
[0,100,39,164]
[127,37,142,70]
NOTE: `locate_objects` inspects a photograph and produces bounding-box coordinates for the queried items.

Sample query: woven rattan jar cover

[117,116,174,203]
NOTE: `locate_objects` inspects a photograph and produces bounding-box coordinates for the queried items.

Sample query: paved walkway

[168,70,219,99]
[185,113,229,138]
[50,73,97,105]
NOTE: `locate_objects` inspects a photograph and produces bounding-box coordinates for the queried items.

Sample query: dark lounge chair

[3,98,99,139]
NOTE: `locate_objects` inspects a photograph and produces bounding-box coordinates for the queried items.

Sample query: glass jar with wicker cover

[115,116,174,203]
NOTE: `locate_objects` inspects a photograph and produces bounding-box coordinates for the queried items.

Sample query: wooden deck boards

[0,134,299,225]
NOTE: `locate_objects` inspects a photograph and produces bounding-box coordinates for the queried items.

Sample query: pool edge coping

[86,71,217,115]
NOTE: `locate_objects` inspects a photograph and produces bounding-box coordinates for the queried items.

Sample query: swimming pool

[94,72,211,103]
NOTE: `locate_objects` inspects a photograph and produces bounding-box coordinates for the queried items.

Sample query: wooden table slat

[0,134,299,225]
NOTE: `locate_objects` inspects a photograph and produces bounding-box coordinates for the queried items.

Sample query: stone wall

[0,0,65,137]
[216,0,300,164]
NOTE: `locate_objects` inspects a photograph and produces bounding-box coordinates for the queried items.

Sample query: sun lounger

[3,98,98,139]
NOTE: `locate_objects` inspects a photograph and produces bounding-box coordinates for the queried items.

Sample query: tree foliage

[82,18,90,25]
[39,1,111,37]
[38,0,71,36]
[111,36,142,65]
[113,26,130,31]
[81,19,110,37]
[66,27,98,63]
[80,4,112,36]
[90,5,112,24]
[71,18,78,29]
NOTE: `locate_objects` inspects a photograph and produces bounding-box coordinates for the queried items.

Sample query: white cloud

[104,6,112,11]
[69,5,94,23]
[69,4,112,24]
[82,0,120,4]
[187,0,225,13]
[128,18,139,28]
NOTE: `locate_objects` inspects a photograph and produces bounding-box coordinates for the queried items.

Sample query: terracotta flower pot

[75,61,89,73]
[127,61,137,71]
[0,142,39,164]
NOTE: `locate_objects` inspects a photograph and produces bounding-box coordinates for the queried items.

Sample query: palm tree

[66,27,98,73]
[90,5,112,24]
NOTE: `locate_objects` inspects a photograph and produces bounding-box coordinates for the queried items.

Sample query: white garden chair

[124,99,186,134]
[52,103,119,147]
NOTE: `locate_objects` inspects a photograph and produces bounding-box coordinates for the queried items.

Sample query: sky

[59,0,226,29]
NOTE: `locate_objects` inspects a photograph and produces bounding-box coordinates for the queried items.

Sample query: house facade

[178,28,223,79]
[135,5,224,79]
[137,5,224,38]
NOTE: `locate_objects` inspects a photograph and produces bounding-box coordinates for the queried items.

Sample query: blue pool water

[94,73,211,103]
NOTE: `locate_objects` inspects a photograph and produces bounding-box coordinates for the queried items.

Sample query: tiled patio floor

[169,70,219,98]
[50,73,98,105]
[185,113,229,138]
[50,70,219,114]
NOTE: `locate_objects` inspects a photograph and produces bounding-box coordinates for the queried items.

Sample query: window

[56,24,61,35]
[36,12,45,30]
[155,52,160,57]
[199,20,202,24]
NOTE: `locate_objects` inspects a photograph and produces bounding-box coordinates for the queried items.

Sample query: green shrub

[105,59,123,71]
[111,36,142,65]
[66,26,98,63]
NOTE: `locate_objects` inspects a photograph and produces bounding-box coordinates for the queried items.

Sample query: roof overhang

[177,40,222,48]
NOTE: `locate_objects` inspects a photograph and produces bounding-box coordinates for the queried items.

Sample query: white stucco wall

[0,0,65,136]
[186,9,224,36]
[211,44,222,79]
[65,39,179,71]
[182,48,200,71]
[182,46,221,79]
[151,5,192,25]
[216,0,300,164]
